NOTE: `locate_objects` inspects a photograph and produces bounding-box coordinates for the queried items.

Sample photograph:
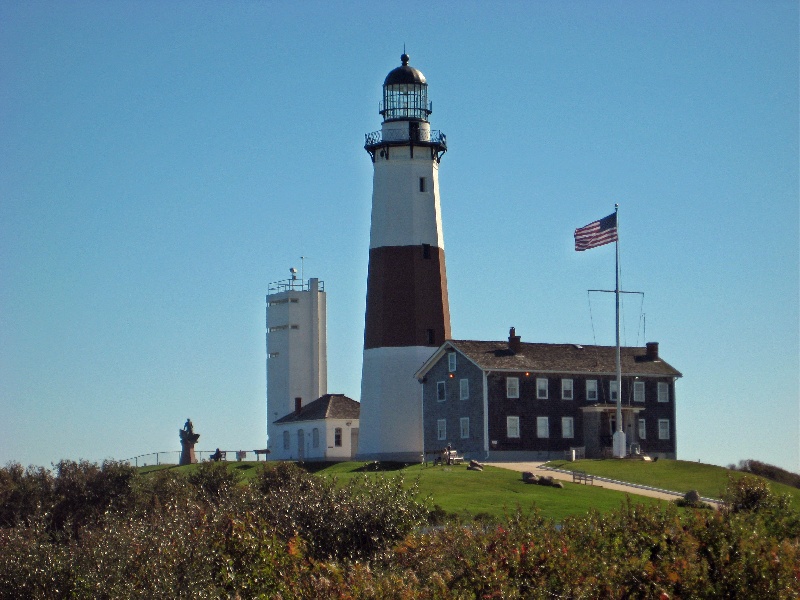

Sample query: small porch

[581,404,644,458]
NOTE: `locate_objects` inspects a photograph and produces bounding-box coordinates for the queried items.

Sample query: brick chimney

[294,397,302,414]
[508,327,521,353]
[645,342,659,361]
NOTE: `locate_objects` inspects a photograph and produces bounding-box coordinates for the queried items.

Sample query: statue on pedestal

[179,418,200,465]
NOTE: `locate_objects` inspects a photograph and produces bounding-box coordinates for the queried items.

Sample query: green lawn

[308,462,667,521]
[138,460,667,521]
[138,458,800,518]
[544,459,800,510]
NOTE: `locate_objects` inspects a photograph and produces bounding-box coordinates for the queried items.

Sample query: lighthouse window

[419,177,426,192]
[427,328,435,344]
[422,244,431,259]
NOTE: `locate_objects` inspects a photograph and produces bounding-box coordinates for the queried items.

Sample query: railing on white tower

[365,129,446,147]
[267,278,325,294]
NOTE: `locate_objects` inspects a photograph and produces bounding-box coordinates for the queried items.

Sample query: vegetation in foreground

[1,459,798,598]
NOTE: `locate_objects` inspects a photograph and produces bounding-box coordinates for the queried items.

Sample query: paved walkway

[485,462,720,506]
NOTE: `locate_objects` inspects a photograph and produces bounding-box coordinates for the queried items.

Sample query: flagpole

[613,203,625,458]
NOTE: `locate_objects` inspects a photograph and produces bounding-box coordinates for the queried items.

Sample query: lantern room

[380,54,432,122]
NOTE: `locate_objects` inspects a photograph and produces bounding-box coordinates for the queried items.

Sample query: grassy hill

[140,461,665,521]
[544,458,800,510]
[139,458,800,518]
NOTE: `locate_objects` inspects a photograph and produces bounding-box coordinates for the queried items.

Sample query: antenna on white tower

[300,256,308,284]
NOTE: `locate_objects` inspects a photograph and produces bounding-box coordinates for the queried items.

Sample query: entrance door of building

[297,429,305,460]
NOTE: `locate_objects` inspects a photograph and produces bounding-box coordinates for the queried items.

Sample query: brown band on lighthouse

[364,245,451,349]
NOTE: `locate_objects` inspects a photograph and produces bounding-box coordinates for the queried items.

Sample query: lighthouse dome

[381,53,432,122]
[384,53,427,85]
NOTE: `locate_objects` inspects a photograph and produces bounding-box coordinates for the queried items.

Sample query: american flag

[574,213,618,251]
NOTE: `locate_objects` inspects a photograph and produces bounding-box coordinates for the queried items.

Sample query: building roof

[418,340,682,378]
[273,393,360,424]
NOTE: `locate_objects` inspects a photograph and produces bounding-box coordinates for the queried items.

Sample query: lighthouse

[358,54,451,461]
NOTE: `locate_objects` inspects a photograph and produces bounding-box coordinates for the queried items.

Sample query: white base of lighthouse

[357,345,434,462]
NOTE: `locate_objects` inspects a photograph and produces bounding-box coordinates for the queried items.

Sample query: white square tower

[266,273,327,457]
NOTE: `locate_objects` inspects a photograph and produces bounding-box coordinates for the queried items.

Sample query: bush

[0,463,54,528]
[186,460,240,500]
[257,463,428,562]
[2,460,799,598]
[735,459,800,489]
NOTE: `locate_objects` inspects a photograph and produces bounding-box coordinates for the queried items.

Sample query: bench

[572,470,594,485]
[210,450,227,462]
[432,450,464,466]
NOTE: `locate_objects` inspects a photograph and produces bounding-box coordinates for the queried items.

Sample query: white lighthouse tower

[358,54,451,461]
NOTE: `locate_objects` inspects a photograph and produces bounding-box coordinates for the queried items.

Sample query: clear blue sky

[1,1,797,472]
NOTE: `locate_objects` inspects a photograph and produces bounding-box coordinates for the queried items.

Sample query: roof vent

[508,327,521,353]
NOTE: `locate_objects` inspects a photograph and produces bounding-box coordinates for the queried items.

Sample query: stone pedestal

[179,423,200,465]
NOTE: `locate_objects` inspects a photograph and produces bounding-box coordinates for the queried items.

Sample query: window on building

[658,382,669,403]
[561,378,574,400]
[422,244,431,259]
[658,419,670,440]
[448,352,457,372]
[507,416,520,438]
[460,378,469,400]
[437,419,447,440]
[536,378,549,399]
[460,417,469,439]
[506,377,519,399]
[312,428,319,448]
[537,416,549,438]
[586,379,598,401]
[268,352,279,358]
[638,419,646,439]
[283,431,289,450]
[268,325,288,332]
[610,380,619,402]
[290,324,299,330]
[437,381,446,402]
[634,381,645,403]
[419,177,426,192]
[334,427,343,447]
[427,329,435,344]
[562,416,574,439]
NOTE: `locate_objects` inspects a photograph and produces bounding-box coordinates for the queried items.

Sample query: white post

[612,204,626,458]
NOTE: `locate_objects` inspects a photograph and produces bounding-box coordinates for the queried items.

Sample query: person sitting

[210,448,223,461]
